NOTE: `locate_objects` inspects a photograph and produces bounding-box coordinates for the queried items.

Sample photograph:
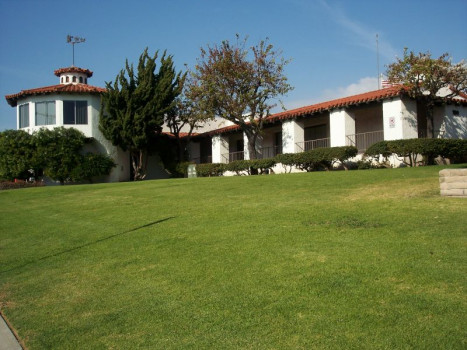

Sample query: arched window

[66,76,69,83]
[72,76,77,83]
[79,77,83,83]
[61,77,63,83]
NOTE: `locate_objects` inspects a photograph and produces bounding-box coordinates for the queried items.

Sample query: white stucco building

[5,67,467,180]
[5,66,130,182]
[188,86,467,168]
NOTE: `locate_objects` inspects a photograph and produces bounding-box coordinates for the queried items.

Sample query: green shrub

[365,141,391,165]
[196,163,225,177]
[0,129,39,181]
[174,162,193,178]
[438,139,467,163]
[366,138,467,167]
[71,153,116,183]
[293,151,315,172]
[249,158,276,174]
[225,160,251,175]
[274,153,296,173]
[35,127,88,184]
[327,146,358,170]
[388,139,425,167]
[291,146,358,172]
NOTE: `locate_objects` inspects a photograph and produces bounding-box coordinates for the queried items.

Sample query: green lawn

[1,166,466,349]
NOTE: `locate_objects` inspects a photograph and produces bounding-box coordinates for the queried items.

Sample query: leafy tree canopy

[386,49,467,136]
[165,90,213,162]
[188,35,293,159]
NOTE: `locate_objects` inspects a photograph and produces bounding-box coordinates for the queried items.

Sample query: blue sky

[1,0,466,131]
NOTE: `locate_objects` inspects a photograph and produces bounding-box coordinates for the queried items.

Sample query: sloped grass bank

[1,166,466,349]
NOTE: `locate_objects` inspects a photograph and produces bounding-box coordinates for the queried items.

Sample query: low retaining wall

[439,169,467,197]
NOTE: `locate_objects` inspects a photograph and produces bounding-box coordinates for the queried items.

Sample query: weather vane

[67,35,86,66]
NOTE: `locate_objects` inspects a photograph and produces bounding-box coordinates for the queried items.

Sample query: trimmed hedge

[365,138,467,166]
[225,160,251,175]
[223,158,277,175]
[274,146,358,172]
[250,158,277,174]
[274,153,296,173]
[196,163,225,177]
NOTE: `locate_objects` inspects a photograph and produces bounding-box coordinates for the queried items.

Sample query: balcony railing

[346,130,384,152]
[296,137,330,152]
[222,151,244,163]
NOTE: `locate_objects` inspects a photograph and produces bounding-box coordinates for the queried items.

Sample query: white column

[330,109,355,147]
[243,132,250,160]
[55,100,63,126]
[16,105,19,129]
[30,102,36,131]
[211,134,229,163]
[382,97,418,140]
[282,119,304,153]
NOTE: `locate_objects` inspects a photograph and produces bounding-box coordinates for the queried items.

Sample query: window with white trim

[19,103,29,128]
[64,101,88,124]
[35,101,56,126]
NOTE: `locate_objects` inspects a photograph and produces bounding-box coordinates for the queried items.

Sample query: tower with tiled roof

[4,67,130,182]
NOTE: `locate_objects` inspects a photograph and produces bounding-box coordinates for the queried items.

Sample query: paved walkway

[0,314,22,350]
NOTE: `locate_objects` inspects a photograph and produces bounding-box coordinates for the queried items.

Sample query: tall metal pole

[67,35,85,67]
[376,34,380,89]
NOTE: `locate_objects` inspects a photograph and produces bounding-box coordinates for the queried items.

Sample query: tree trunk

[131,150,147,181]
[245,131,258,160]
[424,99,436,139]
[246,131,259,175]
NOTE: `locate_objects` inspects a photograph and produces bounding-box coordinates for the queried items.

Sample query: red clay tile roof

[54,67,93,77]
[206,86,407,136]
[5,84,106,107]
[266,85,407,122]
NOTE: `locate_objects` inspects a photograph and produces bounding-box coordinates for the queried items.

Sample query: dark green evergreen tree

[99,48,184,180]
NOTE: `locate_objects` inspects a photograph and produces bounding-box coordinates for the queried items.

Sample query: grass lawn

[0,165,466,349]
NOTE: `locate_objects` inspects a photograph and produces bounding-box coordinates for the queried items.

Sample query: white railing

[296,138,330,151]
[346,130,384,151]
[222,151,244,163]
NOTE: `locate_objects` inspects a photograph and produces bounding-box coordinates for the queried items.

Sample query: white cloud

[285,76,379,110]
[317,0,398,61]
[319,77,379,101]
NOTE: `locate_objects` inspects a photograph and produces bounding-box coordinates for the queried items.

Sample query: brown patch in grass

[343,179,438,202]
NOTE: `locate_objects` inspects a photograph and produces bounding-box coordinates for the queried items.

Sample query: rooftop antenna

[376,33,380,89]
[67,35,86,66]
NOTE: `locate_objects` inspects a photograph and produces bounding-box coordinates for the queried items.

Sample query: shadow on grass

[1,217,175,274]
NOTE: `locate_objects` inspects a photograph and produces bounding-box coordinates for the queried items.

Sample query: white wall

[211,134,229,163]
[330,109,355,146]
[382,97,418,140]
[435,104,467,139]
[282,119,304,153]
